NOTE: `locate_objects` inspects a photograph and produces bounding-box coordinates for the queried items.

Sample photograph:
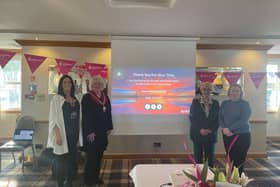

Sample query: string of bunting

[0,49,108,78]
[196,71,269,89]
[0,49,278,89]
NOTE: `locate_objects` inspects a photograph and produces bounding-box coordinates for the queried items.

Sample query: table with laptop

[129,164,214,187]
[0,129,34,172]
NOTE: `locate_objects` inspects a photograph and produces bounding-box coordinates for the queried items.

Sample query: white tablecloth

[129,164,209,187]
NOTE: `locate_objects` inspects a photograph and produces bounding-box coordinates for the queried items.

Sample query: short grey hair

[90,75,106,90]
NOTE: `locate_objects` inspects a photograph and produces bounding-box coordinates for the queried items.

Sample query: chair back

[15,115,35,130]
[14,115,35,146]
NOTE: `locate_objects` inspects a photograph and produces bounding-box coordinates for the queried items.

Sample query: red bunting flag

[249,72,266,89]
[85,62,106,77]
[55,58,76,75]
[24,54,47,74]
[0,50,16,68]
[196,72,217,83]
[223,72,242,85]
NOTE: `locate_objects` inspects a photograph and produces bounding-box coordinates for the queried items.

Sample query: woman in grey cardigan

[219,84,251,175]
[189,82,220,167]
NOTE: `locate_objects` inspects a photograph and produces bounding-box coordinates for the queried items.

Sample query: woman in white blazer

[47,75,83,187]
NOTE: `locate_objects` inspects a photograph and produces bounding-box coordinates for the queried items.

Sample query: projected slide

[112,68,195,115]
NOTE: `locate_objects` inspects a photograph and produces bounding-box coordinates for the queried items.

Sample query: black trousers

[193,142,215,168]
[54,148,78,187]
[84,150,104,185]
[223,133,251,175]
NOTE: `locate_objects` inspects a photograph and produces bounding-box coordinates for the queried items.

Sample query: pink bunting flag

[55,58,76,75]
[249,72,266,89]
[223,72,242,85]
[196,72,217,83]
[275,72,280,79]
[75,64,87,78]
[99,69,108,78]
[0,50,16,68]
[24,54,47,74]
[85,62,106,77]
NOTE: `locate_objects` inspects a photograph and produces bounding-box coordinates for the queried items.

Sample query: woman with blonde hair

[81,75,113,186]
[219,84,251,175]
[189,82,220,167]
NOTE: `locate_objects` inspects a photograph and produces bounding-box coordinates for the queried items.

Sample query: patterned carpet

[0,140,279,187]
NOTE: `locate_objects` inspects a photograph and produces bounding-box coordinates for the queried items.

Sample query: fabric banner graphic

[196,72,217,83]
[24,54,47,73]
[249,72,266,89]
[0,50,16,68]
[55,58,76,75]
[85,62,106,77]
[223,72,242,85]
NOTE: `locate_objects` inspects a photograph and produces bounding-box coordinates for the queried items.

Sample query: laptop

[13,129,34,141]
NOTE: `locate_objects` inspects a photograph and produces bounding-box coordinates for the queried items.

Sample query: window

[0,53,21,111]
[267,63,280,112]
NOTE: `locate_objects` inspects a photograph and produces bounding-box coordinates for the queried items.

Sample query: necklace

[89,91,107,112]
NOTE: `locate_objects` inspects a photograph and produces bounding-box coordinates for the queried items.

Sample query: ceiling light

[107,0,176,8]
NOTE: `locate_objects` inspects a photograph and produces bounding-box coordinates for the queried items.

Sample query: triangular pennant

[24,54,47,74]
[0,50,16,68]
[75,64,87,78]
[85,62,106,77]
[196,72,217,83]
[100,69,108,78]
[275,72,280,79]
[223,72,242,85]
[55,58,76,75]
[249,72,266,89]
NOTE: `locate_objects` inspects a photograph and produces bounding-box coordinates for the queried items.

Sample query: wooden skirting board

[267,136,280,141]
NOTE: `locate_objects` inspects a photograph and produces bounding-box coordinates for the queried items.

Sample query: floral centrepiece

[181,135,254,187]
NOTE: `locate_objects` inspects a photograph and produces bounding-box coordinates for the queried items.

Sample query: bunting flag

[99,68,108,78]
[275,72,280,79]
[196,72,217,83]
[0,50,16,68]
[85,62,106,77]
[223,72,242,85]
[55,58,76,75]
[24,54,47,74]
[75,64,87,78]
[249,72,266,89]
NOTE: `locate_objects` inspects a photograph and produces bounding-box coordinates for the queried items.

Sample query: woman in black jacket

[81,76,113,186]
[189,82,219,167]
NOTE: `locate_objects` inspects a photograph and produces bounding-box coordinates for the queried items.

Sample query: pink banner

[196,72,217,83]
[0,50,16,68]
[24,54,47,73]
[55,58,76,75]
[249,72,266,89]
[85,62,106,77]
[223,72,242,85]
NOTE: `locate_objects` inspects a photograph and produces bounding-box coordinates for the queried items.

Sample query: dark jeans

[84,150,104,185]
[193,142,215,168]
[54,149,78,187]
[223,133,251,175]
